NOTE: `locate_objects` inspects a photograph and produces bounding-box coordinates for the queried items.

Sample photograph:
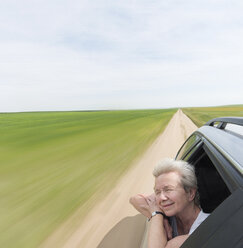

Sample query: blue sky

[0,0,243,112]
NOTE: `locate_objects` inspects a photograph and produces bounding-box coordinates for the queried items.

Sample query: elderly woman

[130,158,209,248]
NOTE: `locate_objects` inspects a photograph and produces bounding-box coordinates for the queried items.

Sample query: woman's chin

[163,209,175,217]
[165,212,174,217]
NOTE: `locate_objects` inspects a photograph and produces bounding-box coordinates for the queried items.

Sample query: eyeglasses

[154,186,181,197]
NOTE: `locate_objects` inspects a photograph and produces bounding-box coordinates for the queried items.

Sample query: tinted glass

[176,134,200,160]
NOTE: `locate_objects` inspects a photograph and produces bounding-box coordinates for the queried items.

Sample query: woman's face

[154,171,193,217]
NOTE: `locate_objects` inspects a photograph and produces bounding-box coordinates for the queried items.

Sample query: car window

[176,134,201,160]
[180,144,243,248]
[193,150,231,213]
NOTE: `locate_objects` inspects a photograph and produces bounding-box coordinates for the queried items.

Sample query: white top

[170,210,210,237]
[188,210,210,235]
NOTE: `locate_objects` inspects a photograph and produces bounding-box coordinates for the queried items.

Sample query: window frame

[175,134,202,161]
[178,132,243,248]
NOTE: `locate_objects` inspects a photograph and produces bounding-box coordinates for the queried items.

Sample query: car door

[181,187,243,248]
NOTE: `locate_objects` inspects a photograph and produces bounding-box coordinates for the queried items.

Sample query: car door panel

[181,188,243,248]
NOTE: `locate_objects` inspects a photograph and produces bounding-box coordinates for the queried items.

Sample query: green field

[0,109,176,248]
[182,105,243,127]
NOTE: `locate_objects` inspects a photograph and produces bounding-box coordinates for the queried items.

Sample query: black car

[175,117,243,248]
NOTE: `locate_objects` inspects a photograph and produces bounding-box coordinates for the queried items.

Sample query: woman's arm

[148,217,189,248]
[130,194,190,248]
[146,195,168,248]
[129,193,173,240]
[166,235,189,248]
[129,194,153,218]
[148,214,167,248]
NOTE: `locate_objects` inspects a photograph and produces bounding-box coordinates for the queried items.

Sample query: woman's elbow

[129,195,136,205]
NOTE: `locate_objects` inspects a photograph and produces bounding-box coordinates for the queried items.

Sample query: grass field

[182,105,243,127]
[0,108,176,248]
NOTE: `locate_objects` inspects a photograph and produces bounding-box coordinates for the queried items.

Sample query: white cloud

[0,0,243,112]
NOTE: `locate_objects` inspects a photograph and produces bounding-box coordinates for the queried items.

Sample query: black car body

[175,117,243,248]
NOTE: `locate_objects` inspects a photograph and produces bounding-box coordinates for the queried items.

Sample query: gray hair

[153,158,200,206]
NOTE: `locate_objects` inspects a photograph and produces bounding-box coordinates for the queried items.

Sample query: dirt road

[40,109,197,248]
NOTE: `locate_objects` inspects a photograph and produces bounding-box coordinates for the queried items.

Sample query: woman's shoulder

[198,210,210,222]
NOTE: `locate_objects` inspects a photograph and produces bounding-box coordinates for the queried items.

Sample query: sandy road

[40,109,197,248]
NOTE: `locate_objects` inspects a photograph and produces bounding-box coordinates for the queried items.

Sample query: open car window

[186,144,231,213]
[179,136,243,248]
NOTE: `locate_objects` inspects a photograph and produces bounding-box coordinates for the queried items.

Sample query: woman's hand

[145,193,161,214]
[129,193,153,218]
[145,194,172,240]
[130,193,172,240]
[163,217,173,240]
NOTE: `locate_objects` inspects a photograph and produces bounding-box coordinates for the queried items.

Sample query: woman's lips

[162,203,174,208]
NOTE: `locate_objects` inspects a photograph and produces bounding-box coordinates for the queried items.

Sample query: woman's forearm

[129,194,152,218]
[148,214,167,248]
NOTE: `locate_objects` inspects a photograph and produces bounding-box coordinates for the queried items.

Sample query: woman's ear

[188,188,197,202]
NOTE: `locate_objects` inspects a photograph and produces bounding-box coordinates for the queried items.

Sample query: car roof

[196,125,243,175]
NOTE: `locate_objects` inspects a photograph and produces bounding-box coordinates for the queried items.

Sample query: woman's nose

[159,191,168,200]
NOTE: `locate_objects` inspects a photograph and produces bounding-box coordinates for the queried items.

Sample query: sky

[0,0,243,112]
